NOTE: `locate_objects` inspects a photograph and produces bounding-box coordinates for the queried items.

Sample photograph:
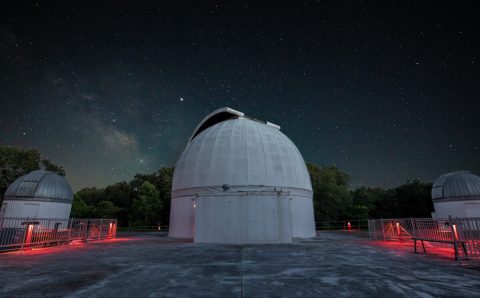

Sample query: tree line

[307,163,433,221]
[0,146,65,197]
[1,146,434,226]
[72,168,173,227]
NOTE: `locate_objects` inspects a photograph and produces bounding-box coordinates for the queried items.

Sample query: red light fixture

[452,224,459,241]
[24,224,34,248]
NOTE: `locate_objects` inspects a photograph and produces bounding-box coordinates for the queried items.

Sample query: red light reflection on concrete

[89,237,141,244]
[3,237,141,256]
[369,239,457,261]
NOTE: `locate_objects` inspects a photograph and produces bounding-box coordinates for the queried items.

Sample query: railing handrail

[315,219,369,230]
[0,217,118,252]
[367,217,480,261]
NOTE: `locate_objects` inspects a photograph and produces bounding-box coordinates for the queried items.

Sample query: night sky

[1,1,479,191]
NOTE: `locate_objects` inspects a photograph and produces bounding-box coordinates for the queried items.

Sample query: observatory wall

[194,192,292,243]
[0,200,72,219]
[432,200,480,218]
[168,195,195,238]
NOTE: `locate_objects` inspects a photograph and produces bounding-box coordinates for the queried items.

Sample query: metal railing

[368,217,480,261]
[119,220,370,232]
[316,220,369,231]
[118,220,370,232]
[118,224,169,232]
[457,217,480,260]
[0,217,117,252]
[368,218,416,241]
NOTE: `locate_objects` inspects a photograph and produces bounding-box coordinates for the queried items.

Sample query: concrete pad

[1,231,480,297]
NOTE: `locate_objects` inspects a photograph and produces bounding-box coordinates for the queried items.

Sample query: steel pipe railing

[368,217,480,261]
[0,217,117,252]
[315,220,369,231]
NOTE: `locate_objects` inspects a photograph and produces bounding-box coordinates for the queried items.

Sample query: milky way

[1,2,479,190]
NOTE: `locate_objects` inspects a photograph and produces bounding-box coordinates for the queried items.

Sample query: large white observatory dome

[1,170,73,220]
[431,171,480,218]
[169,107,315,243]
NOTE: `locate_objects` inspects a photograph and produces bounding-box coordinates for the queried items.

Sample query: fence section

[368,217,480,261]
[118,221,369,232]
[456,218,480,260]
[316,220,369,231]
[368,218,416,241]
[118,224,169,232]
[0,217,117,252]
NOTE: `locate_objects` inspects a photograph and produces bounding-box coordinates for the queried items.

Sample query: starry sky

[1,1,479,191]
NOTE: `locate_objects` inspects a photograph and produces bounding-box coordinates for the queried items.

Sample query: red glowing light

[369,239,458,261]
[108,223,113,238]
[396,222,401,237]
[452,224,458,241]
[106,222,117,239]
[5,237,142,255]
[24,224,34,246]
[347,222,351,231]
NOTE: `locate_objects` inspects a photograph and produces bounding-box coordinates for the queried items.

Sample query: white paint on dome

[1,170,73,221]
[169,108,315,243]
[431,171,480,218]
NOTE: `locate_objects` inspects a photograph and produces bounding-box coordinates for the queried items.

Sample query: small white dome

[172,111,311,193]
[432,171,480,202]
[4,170,73,203]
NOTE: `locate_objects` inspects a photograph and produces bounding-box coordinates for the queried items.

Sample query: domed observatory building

[169,107,315,243]
[0,170,74,221]
[431,171,480,218]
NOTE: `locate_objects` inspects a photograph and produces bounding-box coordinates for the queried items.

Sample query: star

[1,1,478,192]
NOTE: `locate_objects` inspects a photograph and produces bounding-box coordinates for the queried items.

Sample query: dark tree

[0,146,41,200]
[0,146,65,204]
[71,195,95,218]
[41,159,66,176]
[370,189,398,219]
[307,163,352,221]
[130,181,161,226]
[156,167,174,225]
[74,187,105,206]
[103,182,133,226]
[71,167,173,225]
[394,179,433,218]
[95,200,122,219]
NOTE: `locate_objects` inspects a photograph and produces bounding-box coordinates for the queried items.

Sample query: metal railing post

[449,215,460,261]
[367,220,372,239]
[20,217,29,252]
[410,218,416,238]
[380,218,385,241]
[99,219,103,240]
[67,218,72,244]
